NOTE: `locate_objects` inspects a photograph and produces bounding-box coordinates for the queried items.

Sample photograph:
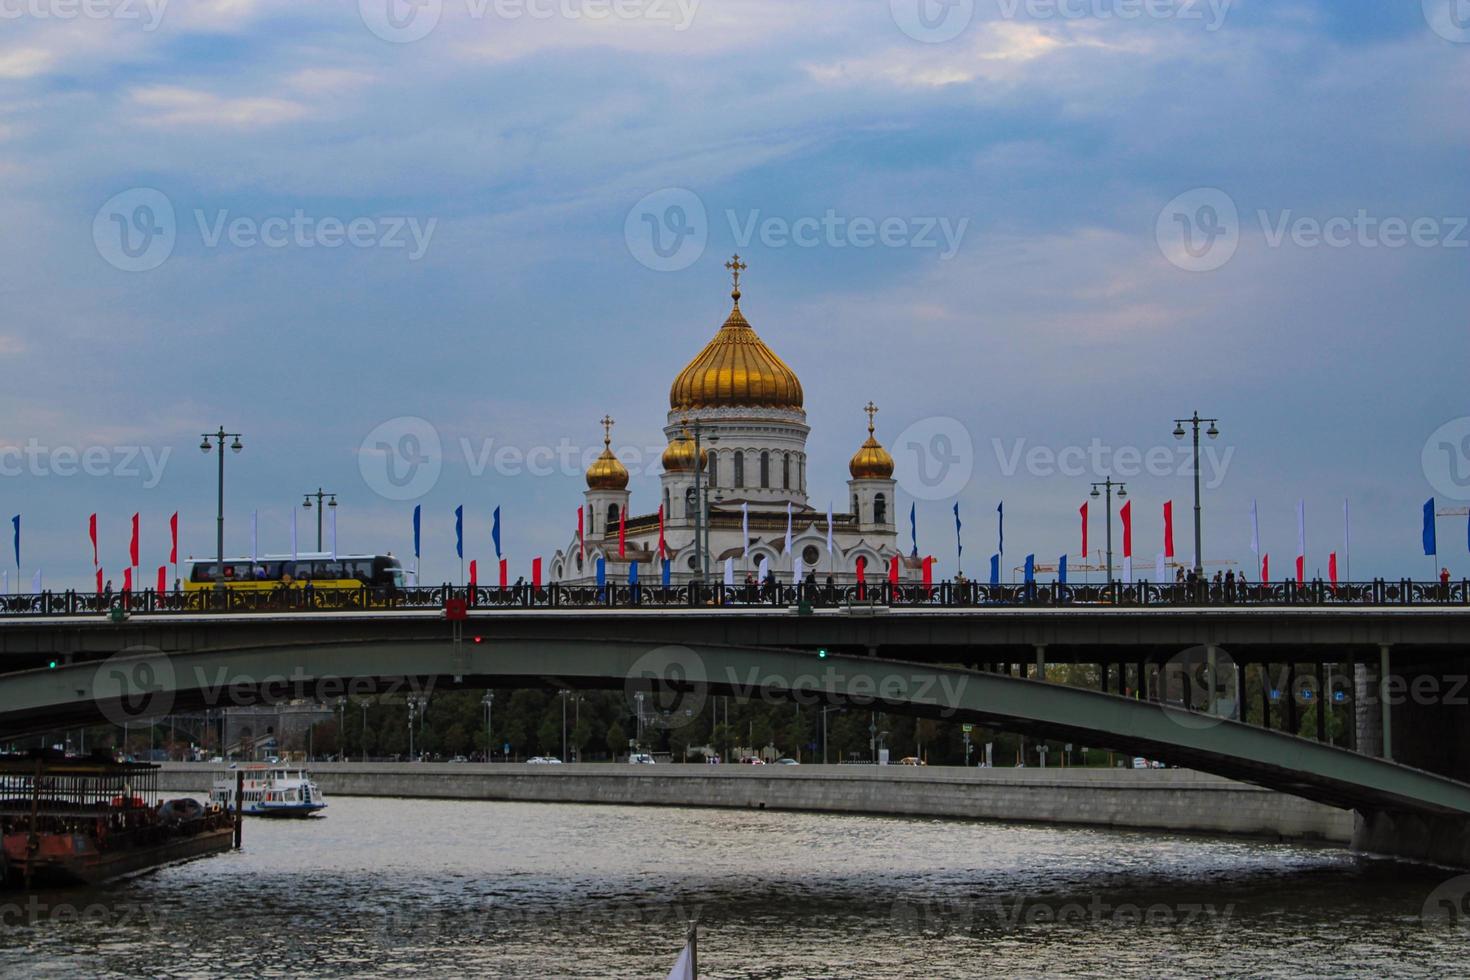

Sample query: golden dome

[586,415,629,491]
[661,424,707,473]
[669,256,803,412]
[849,401,895,480]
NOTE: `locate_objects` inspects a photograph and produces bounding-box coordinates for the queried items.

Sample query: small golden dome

[669,256,804,413]
[661,425,706,474]
[849,401,895,480]
[587,415,629,490]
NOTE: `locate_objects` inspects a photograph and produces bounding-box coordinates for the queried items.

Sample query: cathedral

[550,258,915,587]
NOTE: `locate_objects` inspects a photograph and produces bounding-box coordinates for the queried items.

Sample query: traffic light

[817,648,828,659]
[46,659,58,669]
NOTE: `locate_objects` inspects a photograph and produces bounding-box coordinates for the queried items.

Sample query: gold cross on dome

[600,415,615,447]
[725,254,747,291]
[864,401,879,434]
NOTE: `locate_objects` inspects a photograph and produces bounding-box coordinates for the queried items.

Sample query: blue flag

[412,505,421,560]
[595,556,606,588]
[989,553,1000,585]
[492,506,502,559]
[1024,554,1035,584]
[1423,498,1437,556]
[454,506,464,560]
[953,503,962,560]
[629,560,639,585]
[997,501,1004,555]
[909,502,918,558]
[10,515,17,569]
[1058,555,1067,585]
[661,558,671,587]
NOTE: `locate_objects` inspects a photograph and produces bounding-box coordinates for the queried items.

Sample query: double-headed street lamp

[1173,412,1220,579]
[407,695,427,761]
[302,488,337,552]
[1089,479,1128,584]
[685,418,720,583]
[200,428,243,592]
[482,692,494,762]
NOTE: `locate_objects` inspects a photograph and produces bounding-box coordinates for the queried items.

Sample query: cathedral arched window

[852,495,860,519]
[707,453,717,487]
[874,493,887,526]
[734,452,745,488]
[685,487,696,513]
[607,502,620,529]
[760,452,770,489]
[782,454,790,490]
[665,489,672,518]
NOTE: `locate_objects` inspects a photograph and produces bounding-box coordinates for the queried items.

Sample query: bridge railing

[0,578,1466,616]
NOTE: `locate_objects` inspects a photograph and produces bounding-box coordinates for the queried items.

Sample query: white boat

[210,764,327,818]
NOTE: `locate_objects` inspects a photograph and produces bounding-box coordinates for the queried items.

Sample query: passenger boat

[210,764,327,818]
[0,752,235,888]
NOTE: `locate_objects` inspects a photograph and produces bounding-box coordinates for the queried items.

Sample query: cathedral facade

[550,259,912,587]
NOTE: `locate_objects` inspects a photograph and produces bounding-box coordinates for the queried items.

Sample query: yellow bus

[182,554,406,594]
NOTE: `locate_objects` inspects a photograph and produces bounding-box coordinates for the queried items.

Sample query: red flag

[469,559,478,587]
[1261,554,1269,582]
[89,513,98,566]
[1120,501,1133,559]
[169,511,178,565]
[657,505,666,560]
[95,567,103,595]
[1163,501,1175,559]
[921,556,934,596]
[576,506,584,558]
[531,557,542,589]
[129,513,140,568]
[888,555,900,584]
[1328,551,1338,590]
[1079,501,1088,559]
[1295,555,1305,585]
[855,555,867,600]
[156,565,167,593]
[618,508,626,558]
[498,557,508,589]
[122,567,132,593]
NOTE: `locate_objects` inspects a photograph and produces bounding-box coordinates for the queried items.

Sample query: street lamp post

[1089,479,1128,584]
[1172,412,1221,579]
[482,691,494,762]
[199,427,243,593]
[407,696,426,761]
[302,488,338,552]
[357,699,370,762]
[820,705,843,765]
[683,419,720,585]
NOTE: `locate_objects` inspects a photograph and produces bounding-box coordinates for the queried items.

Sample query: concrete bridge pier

[1353,808,1470,868]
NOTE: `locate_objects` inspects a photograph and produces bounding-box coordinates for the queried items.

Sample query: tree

[606,720,627,757]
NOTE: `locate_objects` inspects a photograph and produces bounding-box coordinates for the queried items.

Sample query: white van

[628,753,656,764]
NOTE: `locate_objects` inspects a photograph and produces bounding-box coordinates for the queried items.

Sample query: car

[527,756,563,764]
[741,757,765,765]
[449,756,468,763]
[265,756,280,764]
[1132,757,1149,769]
[897,757,926,766]
[628,753,656,764]
[775,758,799,765]
[208,756,224,764]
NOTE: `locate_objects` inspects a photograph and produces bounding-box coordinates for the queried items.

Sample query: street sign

[962,723,973,733]
[445,598,468,620]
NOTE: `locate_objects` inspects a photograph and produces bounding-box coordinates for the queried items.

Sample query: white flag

[826,502,834,555]
[329,506,338,560]
[1249,499,1260,555]
[757,556,769,582]
[784,502,792,555]
[3,570,8,594]
[664,942,694,980]
[1123,556,1132,583]
[793,556,804,583]
[1342,497,1350,574]
[1155,553,1166,582]
[290,508,298,559]
[31,569,41,593]
[741,503,749,557]
[723,557,734,586]
[250,510,258,563]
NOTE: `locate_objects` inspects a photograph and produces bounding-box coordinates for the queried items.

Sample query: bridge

[0,591,1466,866]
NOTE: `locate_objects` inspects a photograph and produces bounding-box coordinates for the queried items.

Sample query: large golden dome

[849,402,895,480]
[669,257,803,412]
[661,424,707,473]
[586,415,629,490]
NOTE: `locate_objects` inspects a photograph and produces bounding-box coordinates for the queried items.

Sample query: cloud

[128,85,309,127]
[0,47,54,79]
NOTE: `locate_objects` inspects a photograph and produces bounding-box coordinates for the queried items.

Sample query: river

[2,797,1466,977]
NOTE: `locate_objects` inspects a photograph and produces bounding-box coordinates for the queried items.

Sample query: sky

[0,0,1466,588]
